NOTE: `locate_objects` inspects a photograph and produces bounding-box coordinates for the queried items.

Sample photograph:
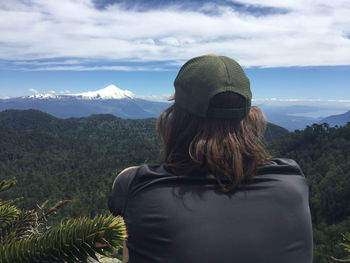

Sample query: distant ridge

[320,110,350,126]
[2,86,347,131]
[28,84,135,100]
[0,109,289,141]
[0,85,170,119]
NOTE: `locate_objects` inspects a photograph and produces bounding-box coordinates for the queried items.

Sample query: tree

[0,178,126,263]
[331,232,350,262]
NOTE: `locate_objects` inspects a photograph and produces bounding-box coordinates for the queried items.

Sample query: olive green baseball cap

[169,55,251,119]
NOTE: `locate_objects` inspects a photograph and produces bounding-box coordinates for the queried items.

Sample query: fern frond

[0,215,127,263]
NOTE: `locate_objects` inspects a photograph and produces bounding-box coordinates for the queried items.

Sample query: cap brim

[168,93,175,101]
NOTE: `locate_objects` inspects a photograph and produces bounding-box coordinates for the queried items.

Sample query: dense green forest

[269,123,350,262]
[0,109,287,221]
[0,110,160,220]
[0,109,349,262]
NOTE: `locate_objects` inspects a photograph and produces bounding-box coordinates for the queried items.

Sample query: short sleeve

[257,158,305,176]
[108,167,138,216]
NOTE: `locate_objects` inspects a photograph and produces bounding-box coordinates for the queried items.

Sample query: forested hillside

[268,123,350,262]
[0,109,160,221]
[1,110,348,262]
[0,109,286,219]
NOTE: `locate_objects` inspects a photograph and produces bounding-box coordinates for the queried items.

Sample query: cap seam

[218,56,231,92]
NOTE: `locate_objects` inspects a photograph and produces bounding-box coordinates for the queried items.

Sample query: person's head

[156,55,270,192]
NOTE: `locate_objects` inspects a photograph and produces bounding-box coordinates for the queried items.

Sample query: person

[108,55,313,263]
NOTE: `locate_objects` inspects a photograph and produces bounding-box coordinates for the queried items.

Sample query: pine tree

[331,233,350,262]
[0,178,126,263]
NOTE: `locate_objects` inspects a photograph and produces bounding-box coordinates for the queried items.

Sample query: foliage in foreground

[330,232,350,262]
[0,178,126,263]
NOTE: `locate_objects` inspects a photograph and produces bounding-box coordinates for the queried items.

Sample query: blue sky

[0,0,349,105]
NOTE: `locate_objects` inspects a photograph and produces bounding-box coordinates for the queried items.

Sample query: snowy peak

[75,85,135,100]
[25,85,135,100]
[28,93,59,99]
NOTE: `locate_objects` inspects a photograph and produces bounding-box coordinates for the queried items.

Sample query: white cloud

[0,0,349,68]
[60,90,71,94]
[159,37,180,46]
[135,94,172,102]
[14,59,81,66]
[29,88,38,94]
[253,98,350,108]
[26,65,167,71]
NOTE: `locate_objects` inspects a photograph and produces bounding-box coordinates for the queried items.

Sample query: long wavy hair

[156,92,271,192]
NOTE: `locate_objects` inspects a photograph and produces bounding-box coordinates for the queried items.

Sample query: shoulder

[108,164,168,216]
[111,164,168,192]
[257,158,304,176]
[108,166,140,216]
[111,166,140,190]
[256,158,309,201]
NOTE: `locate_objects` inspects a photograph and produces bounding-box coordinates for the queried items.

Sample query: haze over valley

[1,85,349,131]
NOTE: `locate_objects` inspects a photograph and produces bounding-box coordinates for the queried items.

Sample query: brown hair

[156,92,271,192]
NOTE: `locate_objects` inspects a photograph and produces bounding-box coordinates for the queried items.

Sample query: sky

[0,0,349,105]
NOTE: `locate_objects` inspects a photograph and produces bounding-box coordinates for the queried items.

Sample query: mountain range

[1,85,349,130]
[261,105,350,130]
[0,85,170,119]
[320,110,350,127]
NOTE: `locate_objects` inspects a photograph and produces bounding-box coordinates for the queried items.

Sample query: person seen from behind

[108,54,313,263]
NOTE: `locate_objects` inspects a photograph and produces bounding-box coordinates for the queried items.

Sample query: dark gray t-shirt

[108,158,313,263]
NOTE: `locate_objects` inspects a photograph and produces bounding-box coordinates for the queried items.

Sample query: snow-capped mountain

[75,85,135,100]
[0,85,170,119]
[4,85,347,129]
[28,93,61,99]
[28,85,136,100]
